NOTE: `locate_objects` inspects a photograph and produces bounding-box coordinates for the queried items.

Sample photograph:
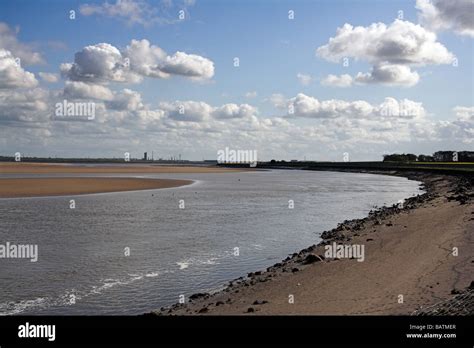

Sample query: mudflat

[0,177,193,198]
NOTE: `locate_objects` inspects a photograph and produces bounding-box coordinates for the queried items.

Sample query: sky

[0,0,473,161]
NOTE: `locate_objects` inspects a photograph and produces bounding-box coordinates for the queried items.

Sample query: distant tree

[383,153,417,162]
[417,154,434,162]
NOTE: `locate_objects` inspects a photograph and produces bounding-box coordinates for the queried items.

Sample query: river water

[0,169,422,315]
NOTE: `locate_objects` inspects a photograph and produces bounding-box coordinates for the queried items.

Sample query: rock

[291,268,299,273]
[302,254,321,265]
[247,307,255,313]
[189,293,209,301]
[198,307,208,313]
[366,238,374,242]
[253,300,269,305]
[216,301,224,306]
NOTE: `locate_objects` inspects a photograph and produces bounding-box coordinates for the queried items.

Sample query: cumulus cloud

[160,51,214,80]
[268,93,287,109]
[354,64,420,87]
[416,0,474,37]
[0,22,43,65]
[106,88,144,111]
[434,107,474,145]
[61,40,214,83]
[297,73,312,86]
[157,100,257,122]
[316,19,455,86]
[0,87,50,122]
[321,74,353,87]
[80,0,196,26]
[0,49,38,89]
[244,91,257,98]
[63,81,114,101]
[453,106,474,122]
[281,93,426,120]
[39,72,59,83]
[60,43,137,83]
[212,103,257,119]
[123,39,168,79]
[159,100,214,122]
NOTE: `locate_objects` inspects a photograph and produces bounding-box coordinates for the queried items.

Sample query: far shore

[155,170,473,316]
[0,177,194,198]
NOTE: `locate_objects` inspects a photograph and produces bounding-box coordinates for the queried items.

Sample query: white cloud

[80,0,196,26]
[157,101,258,122]
[123,39,168,79]
[244,91,257,98]
[354,64,420,87]
[61,43,135,83]
[0,49,38,89]
[0,22,43,65]
[160,51,214,80]
[416,0,474,37]
[283,93,425,120]
[297,73,312,86]
[61,40,214,83]
[0,87,50,122]
[212,103,257,119]
[434,106,474,144]
[316,19,455,86]
[80,0,155,26]
[159,100,214,122]
[453,106,474,122]
[39,72,59,83]
[268,93,287,109]
[106,88,144,111]
[321,74,353,87]
[63,81,114,101]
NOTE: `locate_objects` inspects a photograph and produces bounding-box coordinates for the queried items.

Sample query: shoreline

[153,170,473,315]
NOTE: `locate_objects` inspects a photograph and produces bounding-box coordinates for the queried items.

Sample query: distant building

[433,151,474,162]
[459,151,474,162]
[143,152,147,161]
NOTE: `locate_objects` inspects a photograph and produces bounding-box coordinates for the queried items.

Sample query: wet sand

[0,162,244,198]
[0,177,193,198]
[155,172,474,315]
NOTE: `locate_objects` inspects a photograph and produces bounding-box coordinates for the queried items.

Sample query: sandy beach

[0,162,244,198]
[0,177,193,198]
[156,172,474,315]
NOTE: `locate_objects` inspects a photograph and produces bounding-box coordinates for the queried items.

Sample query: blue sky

[0,0,473,160]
